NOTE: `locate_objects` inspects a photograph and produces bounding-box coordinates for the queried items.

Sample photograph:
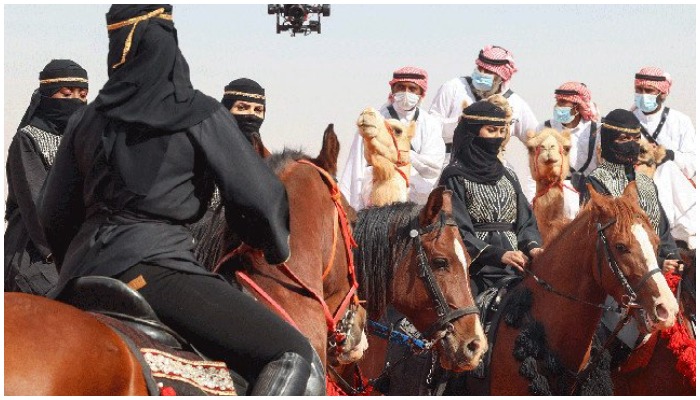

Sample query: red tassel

[660,272,696,389]
[160,386,177,396]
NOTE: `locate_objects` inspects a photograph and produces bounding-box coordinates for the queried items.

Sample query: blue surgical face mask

[553,106,576,124]
[635,93,659,113]
[471,69,494,92]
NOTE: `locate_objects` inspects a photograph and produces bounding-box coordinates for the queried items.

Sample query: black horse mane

[354,201,422,318]
[191,148,313,270]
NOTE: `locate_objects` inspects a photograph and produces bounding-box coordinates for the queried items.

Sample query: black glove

[660,149,675,164]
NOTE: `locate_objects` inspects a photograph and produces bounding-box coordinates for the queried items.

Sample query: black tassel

[503,287,533,328]
[519,356,538,379]
[529,374,552,396]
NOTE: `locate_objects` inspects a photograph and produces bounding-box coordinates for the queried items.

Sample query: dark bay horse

[447,182,679,395]
[194,125,368,368]
[611,248,695,395]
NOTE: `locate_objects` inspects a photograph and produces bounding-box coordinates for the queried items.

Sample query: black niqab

[440,102,507,185]
[94,5,219,132]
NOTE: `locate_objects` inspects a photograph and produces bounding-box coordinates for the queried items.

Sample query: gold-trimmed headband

[601,123,640,134]
[39,77,89,85]
[223,91,266,100]
[107,7,173,69]
[461,114,508,123]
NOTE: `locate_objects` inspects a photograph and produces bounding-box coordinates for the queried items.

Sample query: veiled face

[478,124,507,138]
[51,86,88,101]
[230,100,265,119]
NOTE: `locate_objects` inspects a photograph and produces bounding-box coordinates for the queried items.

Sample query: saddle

[443,275,523,396]
[56,276,246,396]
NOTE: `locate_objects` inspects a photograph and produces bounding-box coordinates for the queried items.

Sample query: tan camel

[526,127,575,246]
[636,137,667,178]
[356,108,415,207]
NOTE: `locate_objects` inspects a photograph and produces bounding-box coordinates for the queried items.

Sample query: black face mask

[602,140,641,166]
[473,136,504,156]
[36,97,86,133]
[234,114,264,136]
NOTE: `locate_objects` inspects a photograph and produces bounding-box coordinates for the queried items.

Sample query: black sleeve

[38,116,86,268]
[507,171,542,253]
[444,176,506,266]
[189,107,291,264]
[655,187,680,262]
[6,131,52,258]
[580,175,609,205]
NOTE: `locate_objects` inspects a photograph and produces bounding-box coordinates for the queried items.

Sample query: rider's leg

[116,263,321,395]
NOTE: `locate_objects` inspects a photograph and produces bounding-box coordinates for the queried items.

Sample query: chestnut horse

[332,187,488,394]
[4,126,365,395]
[194,125,367,368]
[611,248,695,395]
[445,182,679,395]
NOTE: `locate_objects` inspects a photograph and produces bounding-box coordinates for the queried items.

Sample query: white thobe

[633,107,696,183]
[653,161,696,249]
[536,119,601,177]
[338,104,446,211]
[429,76,539,201]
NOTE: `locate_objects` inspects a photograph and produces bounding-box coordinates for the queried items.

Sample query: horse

[525,127,578,246]
[610,247,696,395]
[445,182,679,395]
[332,187,488,394]
[194,124,368,369]
[4,125,365,395]
[356,107,415,207]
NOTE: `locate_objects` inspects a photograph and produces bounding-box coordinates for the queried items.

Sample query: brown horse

[611,248,695,395]
[4,126,364,395]
[194,125,368,368]
[445,182,679,395]
[5,293,149,396]
[332,187,488,394]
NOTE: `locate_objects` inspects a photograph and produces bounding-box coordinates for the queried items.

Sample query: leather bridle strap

[411,213,479,339]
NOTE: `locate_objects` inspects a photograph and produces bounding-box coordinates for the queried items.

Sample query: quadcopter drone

[268,4,330,36]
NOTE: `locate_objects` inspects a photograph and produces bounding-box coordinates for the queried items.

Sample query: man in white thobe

[339,66,445,211]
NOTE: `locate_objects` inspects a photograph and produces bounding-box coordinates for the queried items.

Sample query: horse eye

[615,243,630,253]
[432,258,448,270]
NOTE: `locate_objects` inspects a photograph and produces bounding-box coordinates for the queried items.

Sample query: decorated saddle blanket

[92,313,245,396]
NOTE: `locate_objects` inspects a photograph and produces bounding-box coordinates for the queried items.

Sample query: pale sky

[3,3,696,182]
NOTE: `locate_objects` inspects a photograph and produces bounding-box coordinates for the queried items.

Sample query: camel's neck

[525,216,607,371]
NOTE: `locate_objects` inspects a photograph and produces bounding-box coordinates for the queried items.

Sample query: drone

[268,4,330,36]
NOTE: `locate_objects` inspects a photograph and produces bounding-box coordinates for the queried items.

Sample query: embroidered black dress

[583,161,679,263]
[4,117,62,294]
[443,168,542,295]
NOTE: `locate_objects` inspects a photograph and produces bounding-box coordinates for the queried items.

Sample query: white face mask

[393,91,421,111]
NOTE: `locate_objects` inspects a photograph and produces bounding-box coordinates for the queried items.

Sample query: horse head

[526,127,572,187]
[586,182,679,333]
[355,187,487,373]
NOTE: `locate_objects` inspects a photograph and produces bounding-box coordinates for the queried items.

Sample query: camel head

[356,107,414,167]
[636,137,667,178]
[526,127,572,185]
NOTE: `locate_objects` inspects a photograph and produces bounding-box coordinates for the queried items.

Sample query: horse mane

[354,202,422,318]
[192,148,314,270]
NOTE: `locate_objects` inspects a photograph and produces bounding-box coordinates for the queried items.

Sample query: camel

[356,108,415,207]
[525,127,579,246]
[636,137,668,178]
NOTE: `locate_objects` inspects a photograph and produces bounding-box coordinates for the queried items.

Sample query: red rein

[213,160,360,345]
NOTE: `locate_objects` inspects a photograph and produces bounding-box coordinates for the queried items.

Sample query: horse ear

[622,180,640,204]
[419,186,447,227]
[587,183,605,206]
[311,123,340,176]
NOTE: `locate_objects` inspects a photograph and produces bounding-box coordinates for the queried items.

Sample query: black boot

[303,348,326,395]
[251,352,311,396]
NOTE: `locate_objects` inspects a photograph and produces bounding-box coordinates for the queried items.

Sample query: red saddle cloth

[91,313,239,396]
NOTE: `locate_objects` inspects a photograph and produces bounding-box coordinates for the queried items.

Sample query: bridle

[521,217,663,394]
[409,211,479,342]
[213,159,361,356]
